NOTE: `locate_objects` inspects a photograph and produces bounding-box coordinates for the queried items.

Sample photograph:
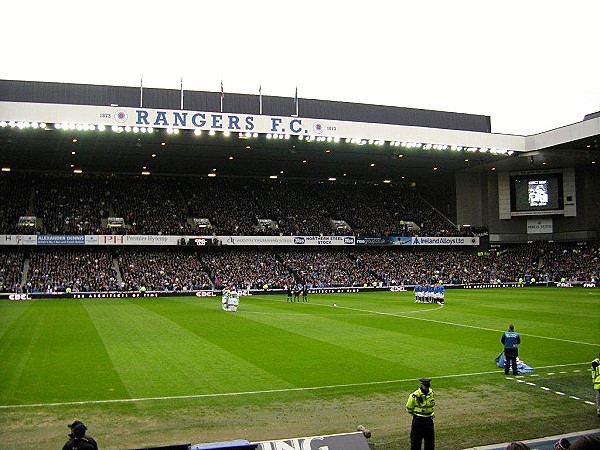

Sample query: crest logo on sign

[115,110,128,123]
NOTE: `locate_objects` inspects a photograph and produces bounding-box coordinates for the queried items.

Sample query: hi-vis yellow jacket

[406,388,435,418]
[592,357,600,390]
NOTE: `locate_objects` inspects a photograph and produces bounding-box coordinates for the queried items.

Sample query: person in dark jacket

[62,420,98,450]
[501,324,521,375]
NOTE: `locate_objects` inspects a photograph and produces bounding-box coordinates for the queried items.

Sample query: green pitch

[0,288,599,449]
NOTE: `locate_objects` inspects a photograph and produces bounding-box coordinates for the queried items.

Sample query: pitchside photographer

[62,420,98,450]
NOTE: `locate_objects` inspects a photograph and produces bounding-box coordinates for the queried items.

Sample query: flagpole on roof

[293,86,299,117]
[220,80,224,113]
[259,84,262,115]
[180,76,184,110]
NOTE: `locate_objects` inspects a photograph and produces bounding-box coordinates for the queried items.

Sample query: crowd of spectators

[1,242,598,293]
[118,249,211,291]
[110,178,195,236]
[0,173,36,234]
[200,249,294,290]
[280,249,380,288]
[352,242,600,286]
[0,251,24,292]
[26,249,119,293]
[0,173,464,237]
[32,175,109,235]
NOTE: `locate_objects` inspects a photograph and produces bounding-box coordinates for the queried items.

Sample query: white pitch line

[0,362,590,410]
[512,378,594,409]
[261,297,597,347]
[329,304,598,346]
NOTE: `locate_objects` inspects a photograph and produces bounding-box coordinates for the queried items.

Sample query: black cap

[72,423,87,438]
[68,420,84,429]
[68,421,87,438]
[419,378,431,385]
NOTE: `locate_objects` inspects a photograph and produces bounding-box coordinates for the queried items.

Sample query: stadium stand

[27,249,119,293]
[0,250,24,292]
[118,249,212,291]
[200,249,292,290]
[2,243,599,293]
[0,173,465,237]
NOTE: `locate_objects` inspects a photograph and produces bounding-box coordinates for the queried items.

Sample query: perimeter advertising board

[255,432,371,450]
[0,234,479,246]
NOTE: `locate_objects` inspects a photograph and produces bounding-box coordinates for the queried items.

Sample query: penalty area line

[0,363,589,410]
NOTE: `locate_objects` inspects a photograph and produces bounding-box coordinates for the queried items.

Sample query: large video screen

[510,173,563,214]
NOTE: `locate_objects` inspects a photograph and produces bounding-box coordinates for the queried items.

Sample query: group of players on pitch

[286,284,308,302]
[414,282,445,304]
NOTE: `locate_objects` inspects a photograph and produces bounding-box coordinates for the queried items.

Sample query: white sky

[2,1,598,136]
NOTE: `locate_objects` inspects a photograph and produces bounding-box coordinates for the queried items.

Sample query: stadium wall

[455,172,483,228]
[582,168,600,232]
